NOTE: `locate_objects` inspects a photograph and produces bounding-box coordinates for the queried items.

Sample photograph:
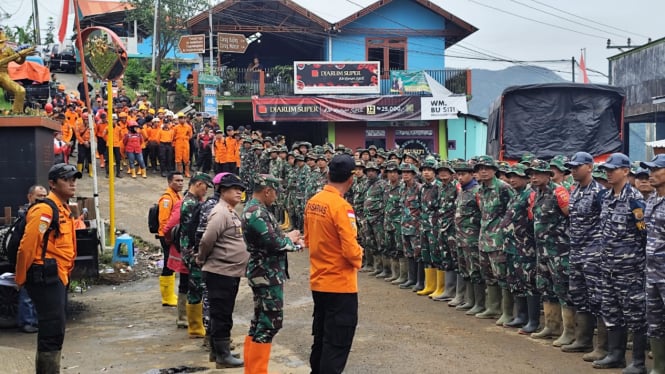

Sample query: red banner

[252,96,421,122]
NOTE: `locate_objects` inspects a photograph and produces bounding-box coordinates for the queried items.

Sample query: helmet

[44,102,53,114]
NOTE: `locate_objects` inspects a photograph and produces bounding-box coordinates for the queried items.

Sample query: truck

[486,83,626,162]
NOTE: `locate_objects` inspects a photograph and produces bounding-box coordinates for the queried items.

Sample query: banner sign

[395,137,434,156]
[420,95,468,120]
[390,71,430,94]
[203,88,217,117]
[294,61,380,95]
[252,96,421,122]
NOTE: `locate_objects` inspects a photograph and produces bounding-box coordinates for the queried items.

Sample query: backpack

[148,193,168,234]
[2,198,60,266]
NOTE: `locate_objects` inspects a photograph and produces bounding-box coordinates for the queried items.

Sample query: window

[366,38,407,78]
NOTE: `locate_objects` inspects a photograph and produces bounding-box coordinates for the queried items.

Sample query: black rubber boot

[622,330,647,374]
[518,295,541,335]
[412,261,425,292]
[504,296,527,328]
[592,327,627,369]
[399,257,417,289]
[213,338,244,368]
[36,350,61,374]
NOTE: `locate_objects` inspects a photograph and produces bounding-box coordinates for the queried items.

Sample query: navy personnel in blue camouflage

[242,174,304,373]
[592,153,648,371]
[641,154,665,374]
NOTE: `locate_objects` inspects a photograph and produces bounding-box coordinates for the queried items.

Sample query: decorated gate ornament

[80,27,127,81]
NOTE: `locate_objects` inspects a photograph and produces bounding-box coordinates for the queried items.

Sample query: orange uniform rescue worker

[158,171,185,306]
[15,163,82,373]
[173,113,193,177]
[304,154,363,374]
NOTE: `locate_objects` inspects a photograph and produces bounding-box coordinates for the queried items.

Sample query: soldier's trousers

[459,244,481,284]
[364,217,384,255]
[512,254,538,296]
[647,280,665,338]
[402,234,421,260]
[182,249,205,304]
[420,228,436,265]
[384,228,403,258]
[479,250,506,287]
[600,271,647,332]
[436,227,457,271]
[536,253,571,305]
[249,284,284,343]
[569,253,602,314]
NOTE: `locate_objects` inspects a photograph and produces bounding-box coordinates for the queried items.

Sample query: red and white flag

[579,53,590,84]
[58,0,75,44]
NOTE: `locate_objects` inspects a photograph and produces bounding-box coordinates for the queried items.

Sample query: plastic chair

[112,233,134,265]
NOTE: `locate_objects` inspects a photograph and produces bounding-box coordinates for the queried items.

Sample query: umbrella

[8,60,50,83]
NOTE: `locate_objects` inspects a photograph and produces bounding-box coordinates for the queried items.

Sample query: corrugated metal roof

[646,139,665,148]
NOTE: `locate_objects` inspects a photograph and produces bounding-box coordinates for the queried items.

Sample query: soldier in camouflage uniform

[284,153,298,231]
[304,154,320,203]
[501,164,539,333]
[435,161,461,304]
[258,144,271,174]
[312,154,329,195]
[242,174,304,372]
[474,155,515,324]
[550,155,573,190]
[239,139,255,195]
[267,147,284,178]
[592,153,647,371]
[641,154,665,374]
[292,154,310,231]
[399,163,423,291]
[416,157,442,297]
[179,173,213,338]
[526,159,571,344]
[352,161,371,271]
[383,161,406,285]
[561,152,606,356]
[362,162,388,278]
[453,160,484,315]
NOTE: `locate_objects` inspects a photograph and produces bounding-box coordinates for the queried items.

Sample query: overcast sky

[3,0,662,83]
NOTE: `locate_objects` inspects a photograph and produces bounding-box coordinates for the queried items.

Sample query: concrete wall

[447,116,487,160]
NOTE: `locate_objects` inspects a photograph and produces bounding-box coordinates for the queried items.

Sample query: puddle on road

[143,366,208,374]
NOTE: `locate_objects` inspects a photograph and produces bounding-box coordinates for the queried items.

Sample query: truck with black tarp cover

[487,83,626,162]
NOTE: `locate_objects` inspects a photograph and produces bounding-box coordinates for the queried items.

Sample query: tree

[45,17,55,44]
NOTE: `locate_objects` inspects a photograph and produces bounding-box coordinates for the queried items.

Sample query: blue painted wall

[329,0,446,68]
[447,117,487,160]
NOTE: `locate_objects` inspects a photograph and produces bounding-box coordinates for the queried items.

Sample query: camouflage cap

[403,151,419,163]
[368,145,378,151]
[268,146,279,153]
[315,153,327,161]
[354,160,366,168]
[497,160,511,173]
[520,152,536,166]
[335,144,346,151]
[630,161,641,176]
[505,163,529,177]
[399,162,418,174]
[278,145,289,153]
[419,157,438,171]
[376,151,387,160]
[452,160,474,172]
[300,141,312,149]
[254,174,281,190]
[473,155,498,170]
[359,148,370,155]
[384,160,400,171]
[592,164,607,181]
[294,154,305,162]
[251,144,264,151]
[526,159,554,176]
[306,153,318,161]
[242,136,252,144]
[365,161,380,171]
[633,167,650,178]
[344,148,353,155]
[263,137,275,144]
[549,155,570,173]
[313,145,324,153]
[291,141,301,150]
[190,172,214,188]
[436,160,455,174]
[323,146,333,154]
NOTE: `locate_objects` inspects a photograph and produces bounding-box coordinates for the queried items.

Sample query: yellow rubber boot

[131,168,137,178]
[76,163,83,172]
[186,302,206,338]
[88,167,93,177]
[417,268,437,296]
[159,275,177,306]
[141,168,147,178]
[428,270,446,299]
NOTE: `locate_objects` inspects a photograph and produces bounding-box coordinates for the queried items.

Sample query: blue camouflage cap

[641,154,665,169]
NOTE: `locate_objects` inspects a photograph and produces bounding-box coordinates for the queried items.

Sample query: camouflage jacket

[598,182,646,269]
[363,175,386,221]
[352,175,368,221]
[242,198,297,287]
[529,181,570,258]
[500,186,535,257]
[645,194,665,283]
[568,179,604,254]
[455,179,481,247]
[478,177,515,252]
[268,158,285,179]
[400,180,422,236]
[437,179,459,233]
[383,181,402,231]
[419,178,442,230]
[179,191,201,253]
[259,152,271,174]
[294,165,311,201]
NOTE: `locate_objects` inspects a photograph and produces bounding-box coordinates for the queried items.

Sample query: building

[186,0,484,158]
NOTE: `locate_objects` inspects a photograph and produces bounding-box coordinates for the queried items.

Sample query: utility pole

[154,0,162,107]
[208,1,214,72]
[151,0,159,71]
[571,57,575,83]
[32,0,41,44]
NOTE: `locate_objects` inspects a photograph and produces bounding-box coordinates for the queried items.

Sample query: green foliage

[125,0,208,60]
[123,59,190,106]
[45,17,55,45]
[2,15,36,44]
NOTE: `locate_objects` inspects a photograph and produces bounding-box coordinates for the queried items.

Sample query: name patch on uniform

[163,199,170,209]
[40,214,52,223]
[38,222,48,234]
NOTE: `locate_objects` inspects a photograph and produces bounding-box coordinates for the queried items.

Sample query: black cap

[226,125,234,131]
[218,173,245,191]
[48,163,82,181]
[565,152,594,167]
[329,154,355,181]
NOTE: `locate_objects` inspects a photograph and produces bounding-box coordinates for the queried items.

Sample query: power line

[508,0,627,39]
[526,0,650,39]
[468,0,607,40]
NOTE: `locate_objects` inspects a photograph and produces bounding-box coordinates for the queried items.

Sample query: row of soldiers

[247,140,665,374]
